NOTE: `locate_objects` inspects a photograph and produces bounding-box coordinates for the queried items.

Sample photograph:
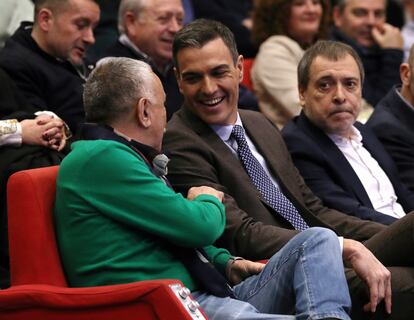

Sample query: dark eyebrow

[181,71,201,79]
[211,64,231,71]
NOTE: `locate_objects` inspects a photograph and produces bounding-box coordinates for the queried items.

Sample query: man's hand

[372,23,403,49]
[343,239,391,314]
[226,259,265,286]
[21,115,66,151]
[187,186,224,202]
[37,115,67,151]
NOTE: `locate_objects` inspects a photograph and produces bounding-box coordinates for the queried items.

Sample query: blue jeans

[193,228,351,320]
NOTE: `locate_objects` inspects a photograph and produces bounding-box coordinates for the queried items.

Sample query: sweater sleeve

[59,141,227,248]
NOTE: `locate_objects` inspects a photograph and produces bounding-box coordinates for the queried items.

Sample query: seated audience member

[163,19,414,319]
[250,0,330,128]
[0,0,100,135]
[282,40,414,225]
[105,0,184,120]
[366,44,414,193]
[331,0,403,107]
[192,0,256,58]
[54,57,352,320]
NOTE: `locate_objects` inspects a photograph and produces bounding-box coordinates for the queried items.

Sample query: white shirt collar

[327,125,362,146]
[209,113,242,141]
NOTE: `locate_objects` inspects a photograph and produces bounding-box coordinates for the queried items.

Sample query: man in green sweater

[54,56,351,319]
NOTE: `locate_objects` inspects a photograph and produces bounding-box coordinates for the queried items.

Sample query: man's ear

[236,55,244,84]
[136,97,152,128]
[124,11,139,38]
[174,67,184,94]
[298,86,306,108]
[37,8,53,32]
[400,63,411,86]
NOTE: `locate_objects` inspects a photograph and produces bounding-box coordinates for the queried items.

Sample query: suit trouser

[346,213,414,320]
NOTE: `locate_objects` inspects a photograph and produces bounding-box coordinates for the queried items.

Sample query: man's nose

[168,17,182,33]
[83,27,95,45]
[201,77,217,95]
[333,85,346,103]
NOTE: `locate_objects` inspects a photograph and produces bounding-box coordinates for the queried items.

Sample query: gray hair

[118,0,148,34]
[298,40,365,89]
[84,57,154,125]
[173,19,239,70]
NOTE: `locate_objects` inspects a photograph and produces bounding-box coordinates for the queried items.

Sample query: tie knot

[231,125,246,145]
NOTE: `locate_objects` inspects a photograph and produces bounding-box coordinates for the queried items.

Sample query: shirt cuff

[0,119,22,147]
[338,236,344,253]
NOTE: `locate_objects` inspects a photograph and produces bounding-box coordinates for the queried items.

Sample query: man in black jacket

[0,0,100,135]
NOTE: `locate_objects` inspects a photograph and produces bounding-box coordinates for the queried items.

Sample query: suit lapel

[179,107,263,199]
[298,114,373,206]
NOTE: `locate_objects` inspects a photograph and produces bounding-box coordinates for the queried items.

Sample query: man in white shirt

[282,40,414,226]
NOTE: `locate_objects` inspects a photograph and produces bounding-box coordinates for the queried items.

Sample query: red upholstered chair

[241,58,255,91]
[0,166,206,319]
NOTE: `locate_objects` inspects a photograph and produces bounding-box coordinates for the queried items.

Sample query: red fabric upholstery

[241,58,254,91]
[0,166,207,319]
[7,166,65,286]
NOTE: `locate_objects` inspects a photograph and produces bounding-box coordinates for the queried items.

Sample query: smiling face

[175,37,243,125]
[126,0,184,69]
[44,0,100,65]
[300,54,362,137]
[288,0,323,45]
[333,0,386,48]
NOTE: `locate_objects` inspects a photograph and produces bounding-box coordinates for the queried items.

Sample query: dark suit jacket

[282,112,414,225]
[367,87,414,193]
[163,107,384,260]
[192,0,256,58]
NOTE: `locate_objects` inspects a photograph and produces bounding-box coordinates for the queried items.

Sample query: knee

[300,227,339,249]
[302,227,337,240]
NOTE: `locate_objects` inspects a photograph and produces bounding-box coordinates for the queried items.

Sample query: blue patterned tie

[231,125,309,231]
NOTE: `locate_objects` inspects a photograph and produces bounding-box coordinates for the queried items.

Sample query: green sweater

[54,140,230,290]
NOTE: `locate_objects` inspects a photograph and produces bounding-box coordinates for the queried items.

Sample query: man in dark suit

[163,20,414,319]
[282,41,414,226]
[103,0,184,120]
[366,45,414,193]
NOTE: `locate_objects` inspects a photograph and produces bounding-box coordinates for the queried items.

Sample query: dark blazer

[367,87,414,193]
[164,107,384,260]
[282,112,414,225]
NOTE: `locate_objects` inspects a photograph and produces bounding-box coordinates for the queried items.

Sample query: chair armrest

[0,280,207,320]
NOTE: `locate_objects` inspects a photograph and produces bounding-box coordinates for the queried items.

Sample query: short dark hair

[34,0,98,22]
[298,40,365,89]
[172,19,239,70]
[335,0,387,13]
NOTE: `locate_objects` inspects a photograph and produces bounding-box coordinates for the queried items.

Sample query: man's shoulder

[368,89,405,128]
[61,140,143,171]
[104,40,143,60]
